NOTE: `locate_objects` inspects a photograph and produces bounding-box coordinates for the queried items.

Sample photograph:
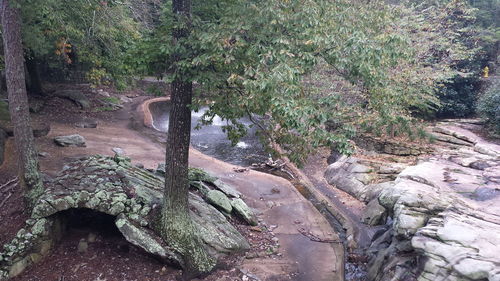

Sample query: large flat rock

[190,150,344,281]
[367,120,500,281]
[1,155,250,279]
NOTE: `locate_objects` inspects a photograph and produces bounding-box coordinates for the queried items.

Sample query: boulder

[469,160,491,170]
[412,212,500,281]
[361,199,387,226]
[325,157,370,201]
[77,239,88,253]
[213,179,242,198]
[433,125,478,144]
[54,134,86,147]
[0,120,50,138]
[474,143,500,158]
[96,89,110,97]
[54,90,90,109]
[325,157,391,202]
[369,160,500,281]
[206,190,232,213]
[38,152,49,158]
[359,120,500,281]
[112,147,124,156]
[1,155,251,278]
[75,119,97,128]
[155,163,166,175]
[115,215,178,262]
[231,198,257,226]
[189,194,249,256]
[190,181,211,196]
[188,167,218,183]
[432,132,474,146]
[120,96,132,103]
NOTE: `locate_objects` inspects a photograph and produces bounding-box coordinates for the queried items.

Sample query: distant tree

[477,76,500,134]
[396,0,498,118]
[1,0,43,204]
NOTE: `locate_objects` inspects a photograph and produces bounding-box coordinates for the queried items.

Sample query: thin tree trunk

[159,0,216,278]
[1,0,43,204]
[26,56,44,96]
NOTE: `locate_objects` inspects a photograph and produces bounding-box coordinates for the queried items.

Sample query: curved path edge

[139,97,170,128]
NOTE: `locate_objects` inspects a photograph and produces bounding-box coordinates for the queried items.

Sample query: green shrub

[437,76,480,118]
[477,79,500,134]
[114,77,134,92]
[146,85,163,97]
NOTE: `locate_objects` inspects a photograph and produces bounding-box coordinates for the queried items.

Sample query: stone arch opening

[4,208,169,280]
[54,208,123,247]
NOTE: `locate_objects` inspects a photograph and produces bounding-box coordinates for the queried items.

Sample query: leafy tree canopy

[16,0,144,87]
[130,0,479,164]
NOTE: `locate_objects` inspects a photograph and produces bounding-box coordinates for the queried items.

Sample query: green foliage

[437,76,480,117]
[468,0,500,29]
[477,78,500,134]
[146,85,163,96]
[398,0,498,119]
[114,79,131,92]
[129,0,466,164]
[87,67,110,86]
[19,0,141,86]
[102,96,121,105]
[187,0,411,162]
[395,1,481,118]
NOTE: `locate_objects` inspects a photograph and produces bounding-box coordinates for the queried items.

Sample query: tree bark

[1,0,43,204]
[159,0,216,278]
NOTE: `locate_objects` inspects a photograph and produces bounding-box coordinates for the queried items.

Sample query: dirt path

[28,96,344,281]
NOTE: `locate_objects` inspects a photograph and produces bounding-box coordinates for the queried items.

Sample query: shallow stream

[148,101,267,166]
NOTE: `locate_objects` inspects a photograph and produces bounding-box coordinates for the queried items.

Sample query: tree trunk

[26,56,44,96]
[1,0,43,204]
[159,0,216,278]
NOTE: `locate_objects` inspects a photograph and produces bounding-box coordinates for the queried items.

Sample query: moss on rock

[0,155,255,279]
